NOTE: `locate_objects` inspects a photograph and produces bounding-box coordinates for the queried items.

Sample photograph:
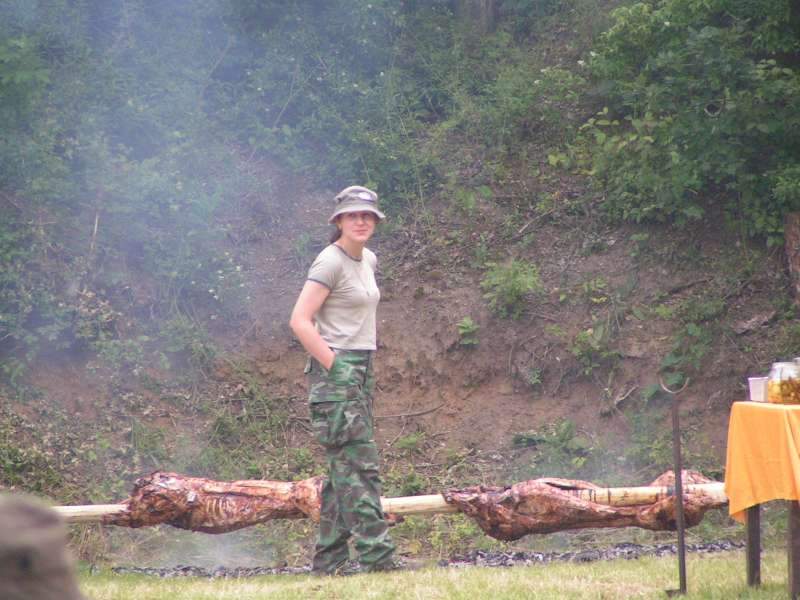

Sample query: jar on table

[767,361,800,404]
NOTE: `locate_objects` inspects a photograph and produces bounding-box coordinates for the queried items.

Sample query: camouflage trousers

[307,350,395,573]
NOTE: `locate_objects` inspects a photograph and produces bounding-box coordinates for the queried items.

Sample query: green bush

[579,0,800,243]
[384,466,428,497]
[0,0,602,390]
[396,431,426,454]
[217,0,431,197]
[481,259,543,319]
[0,410,67,494]
[456,316,480,346]
[661,322,712,379]
[525,366,543,387]
[0,4,249,382]
[162,315,217,372]
[512,419,593,478]
[478,63,586,150]
[570,322,619,376]
[659,294,723,383]
[91,338,149,374]
[0,34,65,197]
[421,27,587,155]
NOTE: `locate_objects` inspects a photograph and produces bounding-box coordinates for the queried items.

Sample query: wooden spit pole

[53,482,727,524]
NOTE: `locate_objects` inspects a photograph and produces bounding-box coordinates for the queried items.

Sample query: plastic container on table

[748,376,768,402]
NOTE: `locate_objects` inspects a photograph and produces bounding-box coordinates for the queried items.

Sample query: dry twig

[376,400,447,420]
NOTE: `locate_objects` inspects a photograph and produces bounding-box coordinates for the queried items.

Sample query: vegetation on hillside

[1,0,799,565]
[578,0,800,244]
[2,0,796,387]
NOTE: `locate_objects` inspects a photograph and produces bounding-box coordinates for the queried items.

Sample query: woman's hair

[329,224,342,243]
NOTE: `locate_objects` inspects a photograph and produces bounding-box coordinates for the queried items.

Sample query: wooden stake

[789,501,800,600]
[746,504,761,587]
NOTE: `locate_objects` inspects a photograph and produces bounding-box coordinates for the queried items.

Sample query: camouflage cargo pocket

[308,354,366,404]
[310,400,372,448]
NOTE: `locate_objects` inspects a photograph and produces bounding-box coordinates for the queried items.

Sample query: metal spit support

[660,375,690,597]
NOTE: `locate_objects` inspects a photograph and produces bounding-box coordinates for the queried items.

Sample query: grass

[79,550,791,599]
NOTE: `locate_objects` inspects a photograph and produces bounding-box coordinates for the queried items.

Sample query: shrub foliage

[0,0,797,385]
[578,0,800,243]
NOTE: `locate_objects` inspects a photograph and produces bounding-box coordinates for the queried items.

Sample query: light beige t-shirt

[307,244,380,350]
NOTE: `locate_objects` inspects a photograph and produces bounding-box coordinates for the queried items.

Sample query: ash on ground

[111,564,311,578]
[109,540,744,578]
[442,540,744,569]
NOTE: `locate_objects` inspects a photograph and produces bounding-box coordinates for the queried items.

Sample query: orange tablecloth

[725,402,800,522]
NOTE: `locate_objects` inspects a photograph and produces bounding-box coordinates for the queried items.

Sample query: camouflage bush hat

[328,186,385,223]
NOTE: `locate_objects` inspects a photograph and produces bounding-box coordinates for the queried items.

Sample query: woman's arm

[289,280,336,370]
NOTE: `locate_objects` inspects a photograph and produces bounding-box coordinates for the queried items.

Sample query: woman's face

[337,211,377,244]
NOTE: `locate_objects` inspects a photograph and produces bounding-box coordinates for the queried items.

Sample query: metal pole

[671,392,688,595]
[661,376,689,597]
[789,501,800,600]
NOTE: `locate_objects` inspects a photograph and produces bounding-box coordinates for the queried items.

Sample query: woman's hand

[328,354,357,384]
[289,280,336,369]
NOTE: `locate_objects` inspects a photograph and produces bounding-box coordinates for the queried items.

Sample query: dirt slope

[14,157,788,503]
[209,162,787,483]
[4,156,790,566]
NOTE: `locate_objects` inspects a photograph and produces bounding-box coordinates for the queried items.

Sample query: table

[725,401,800,596]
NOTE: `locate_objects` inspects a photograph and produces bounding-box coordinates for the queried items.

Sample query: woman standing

[289,186,397,575]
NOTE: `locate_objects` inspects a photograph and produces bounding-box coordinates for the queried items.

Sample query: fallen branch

[662,278,712,297]
[375,401,448,420]
[291,400,449,423]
